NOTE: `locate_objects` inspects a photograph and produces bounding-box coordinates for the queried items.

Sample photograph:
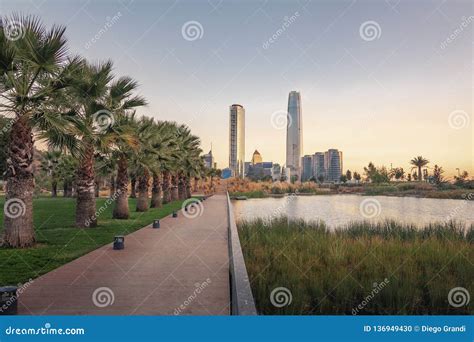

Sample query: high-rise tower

[324,149,343,182]
[229,104,245,178]
[286,91,303,179]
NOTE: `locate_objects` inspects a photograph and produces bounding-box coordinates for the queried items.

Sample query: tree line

[1,15,207,248]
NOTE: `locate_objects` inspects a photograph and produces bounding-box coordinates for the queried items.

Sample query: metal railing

[226,192,257,315]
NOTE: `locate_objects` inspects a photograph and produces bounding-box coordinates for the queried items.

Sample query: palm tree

[0,15,80,247]
[56,61,145,227]
[174,124,201,199]
[57,154,77,197]
[65,60,114,227]
[112,112,140,219]
[410,156,429,182]
[159,123,180,204]
[161,168,172,204]
[40,150,61,197]
[208,168,218,192]
[94,153,117,198]
[193,157,206,193]
[129,117,158,212]
[98,76,146,219]
[149,121,175,208]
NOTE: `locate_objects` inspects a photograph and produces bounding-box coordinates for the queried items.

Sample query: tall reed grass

[238,217,473,315]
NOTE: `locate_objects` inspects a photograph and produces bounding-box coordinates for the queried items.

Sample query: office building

[229,104,245,178]
[286,91,303,180]
[203,149,213,169]
[324,149,343,182]
[301,155,313,181]
[313,152,325,181]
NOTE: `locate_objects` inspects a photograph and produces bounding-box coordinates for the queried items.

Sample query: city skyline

[2,1,471,176]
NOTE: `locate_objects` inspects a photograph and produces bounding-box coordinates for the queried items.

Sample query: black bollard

[172,211,178,218]
[113,236,124,250]
[153,220,160,228]
[0,286,18,315]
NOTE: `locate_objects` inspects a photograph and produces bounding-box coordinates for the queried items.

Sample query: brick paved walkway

[18,195,230,315]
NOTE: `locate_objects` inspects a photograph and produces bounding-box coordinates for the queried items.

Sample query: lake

[232,194,474,228]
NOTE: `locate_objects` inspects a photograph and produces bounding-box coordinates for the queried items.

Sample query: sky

[1,0,472,177]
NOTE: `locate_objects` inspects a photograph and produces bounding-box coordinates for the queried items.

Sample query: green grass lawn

[0,197,185,285]
[239,217,473,315]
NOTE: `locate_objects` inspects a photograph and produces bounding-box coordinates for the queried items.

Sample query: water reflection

[233,195,474,228]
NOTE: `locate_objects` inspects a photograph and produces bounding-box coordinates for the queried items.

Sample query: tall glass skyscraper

[313,152,326,181]
[286,91,303,179]
[301,155,313,181]
[324,149,343,182]
[229,104,245,178]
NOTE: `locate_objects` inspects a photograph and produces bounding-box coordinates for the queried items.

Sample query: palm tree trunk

[178,174,186,200]
[51,180,58,197]
[136,169,150,212]
[150,173,162,208]
[64,181,72,197]
[75,143,97,228]
[94,179,100,197]
[112,156,129,219]
[186,177,192,198]
[418,166,422,182]
[109,175,116,198]
[71,182,77,197]
[171,174,179,201]
[130,176,137,198]
[193,177,198,193]
[162,171,171,204]
[2,117,35,248]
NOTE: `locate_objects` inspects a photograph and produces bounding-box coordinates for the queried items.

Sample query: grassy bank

[228,178,473,200]
[238,217,473,315]
[229,190,268,199]
[231,186,473,200]
[358,182,472,199]
[0,197,184,285]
